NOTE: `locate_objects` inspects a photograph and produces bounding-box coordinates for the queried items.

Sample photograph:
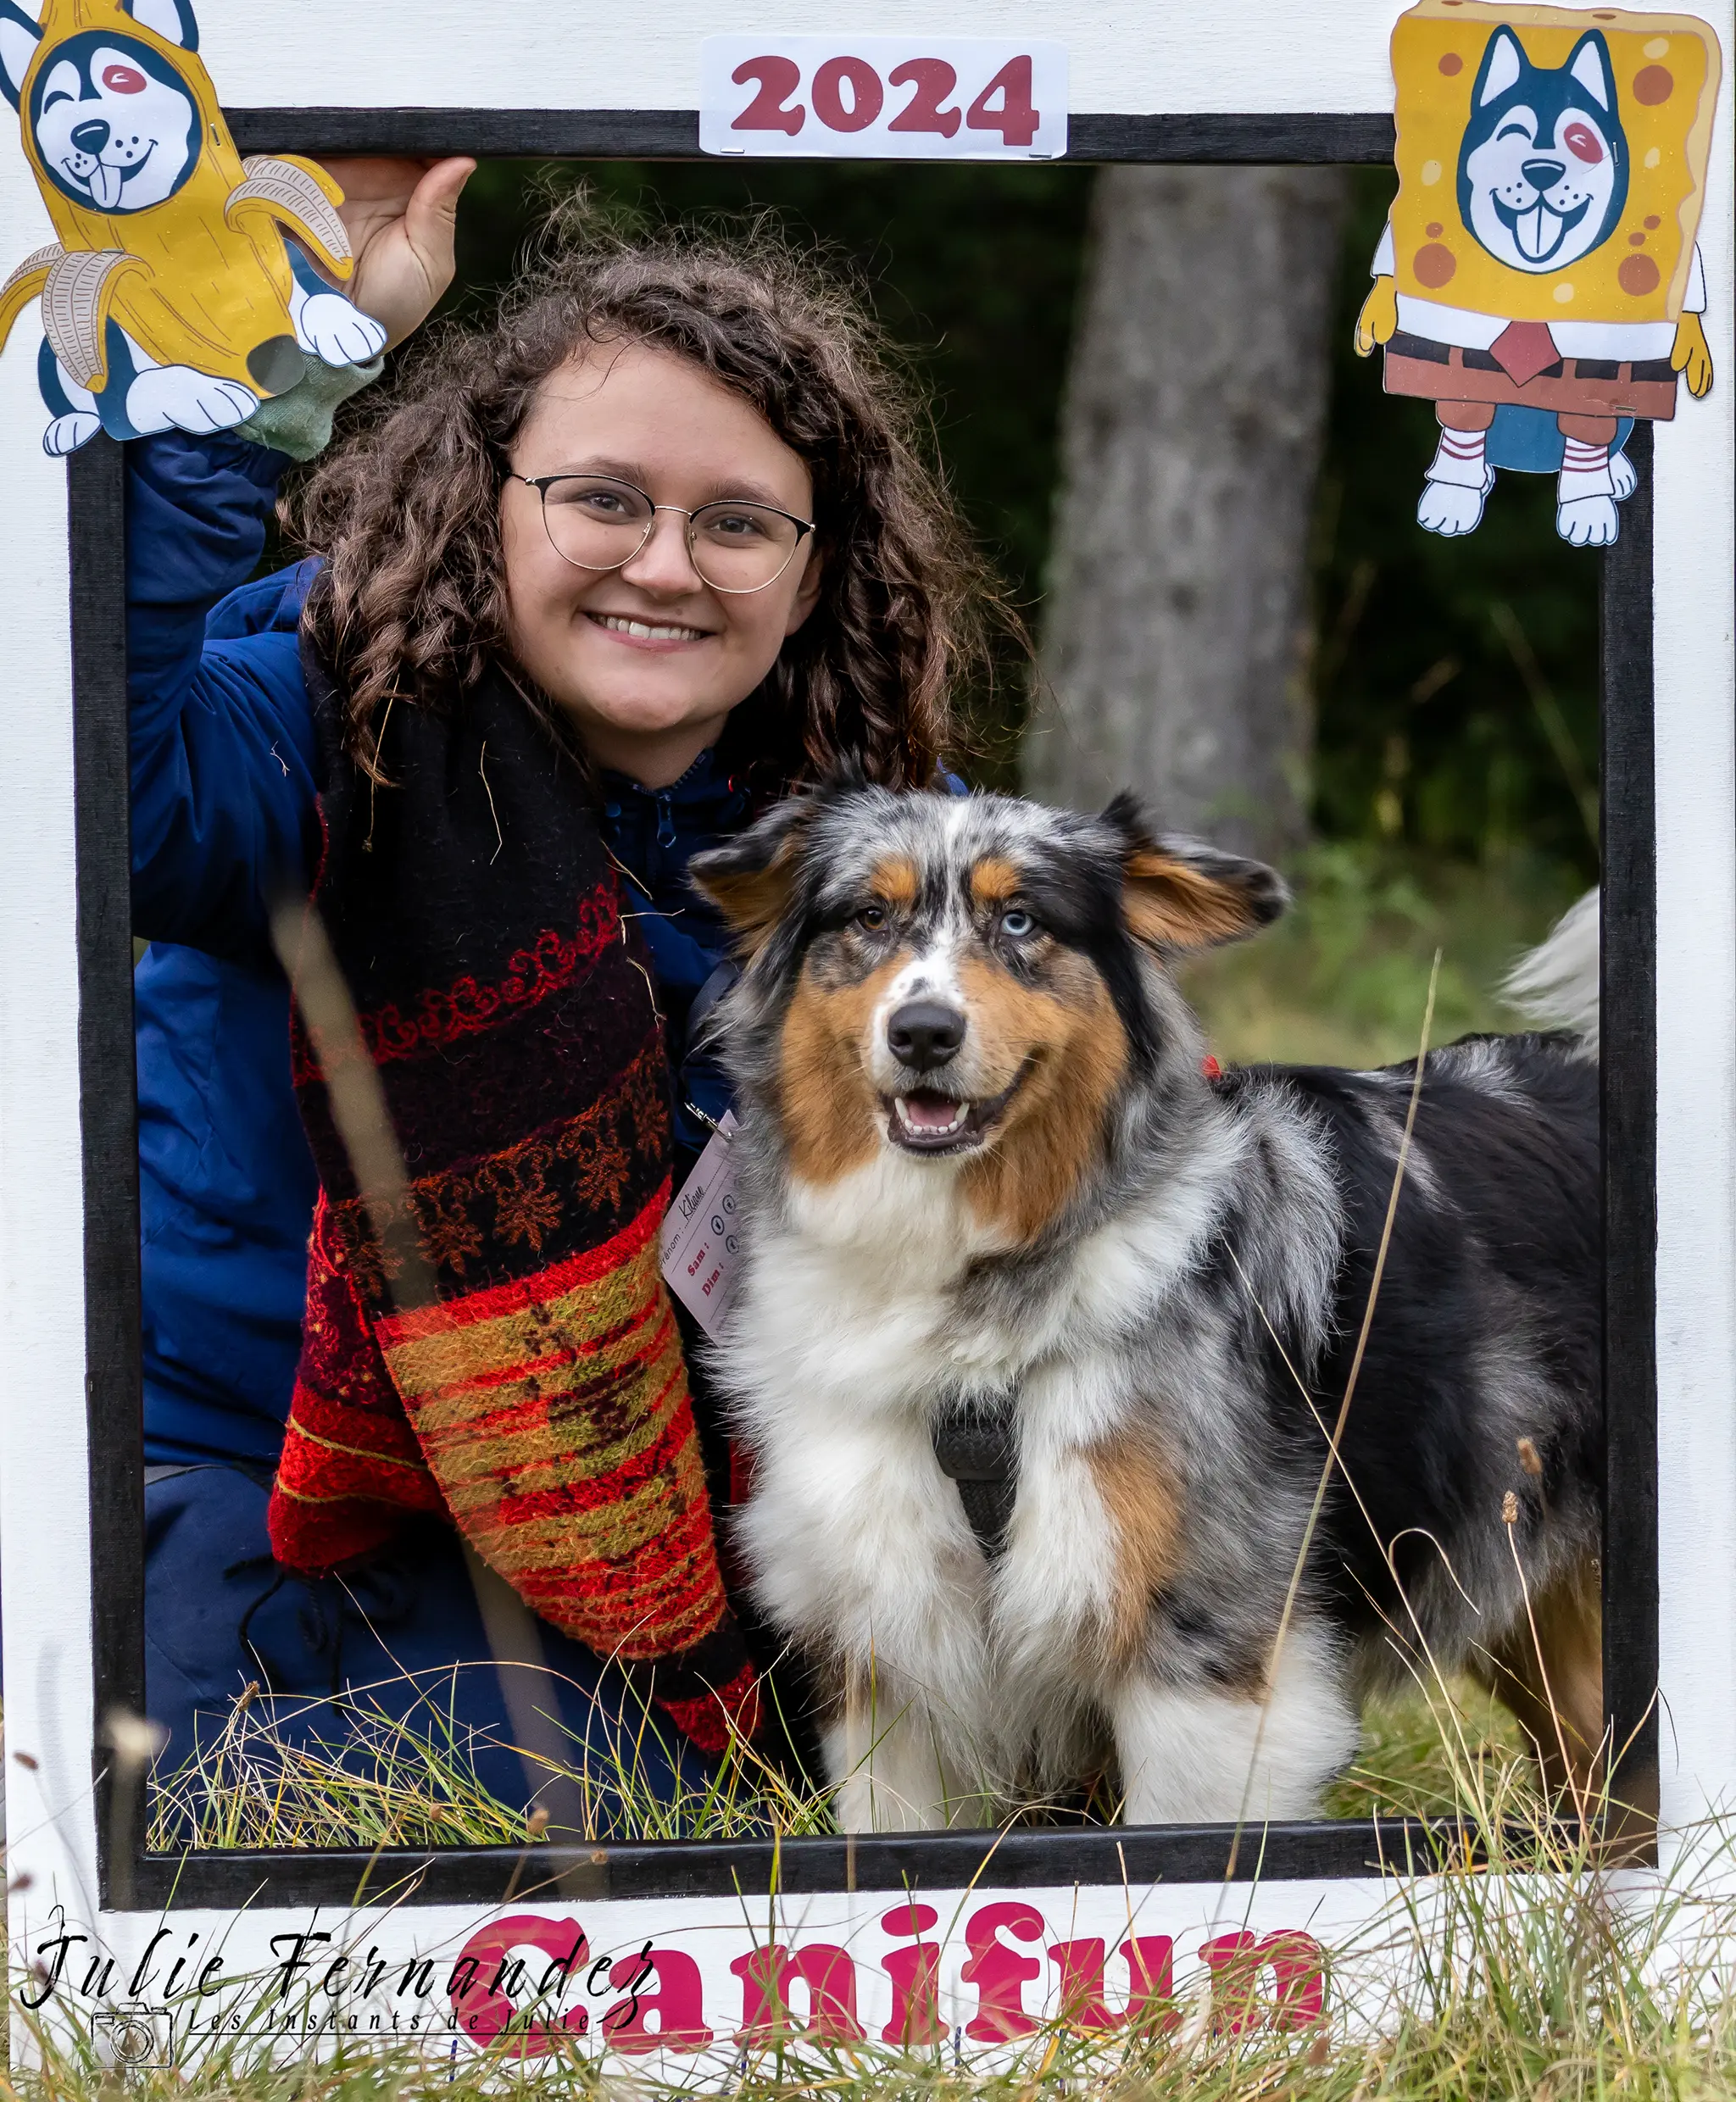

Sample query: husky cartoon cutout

[1460,28,1628,270]
[0,0,386,454]
[1359,1,1720,546]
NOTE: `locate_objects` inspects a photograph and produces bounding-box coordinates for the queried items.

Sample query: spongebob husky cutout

[1358,1,1720,546]
[0,0,386,453]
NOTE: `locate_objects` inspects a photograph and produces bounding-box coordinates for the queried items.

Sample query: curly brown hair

[292,200,1013,792]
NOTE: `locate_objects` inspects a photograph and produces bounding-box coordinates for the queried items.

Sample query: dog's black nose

[887,1001,965,1069]
[71,119,110,156]
[1522,157,1566,192]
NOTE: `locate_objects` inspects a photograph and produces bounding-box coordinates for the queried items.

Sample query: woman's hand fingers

[400,157,476,321]
[320,155,436,253]
[316,155,476,350]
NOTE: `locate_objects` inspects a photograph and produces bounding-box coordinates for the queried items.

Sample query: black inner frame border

[70,107,1655,1911]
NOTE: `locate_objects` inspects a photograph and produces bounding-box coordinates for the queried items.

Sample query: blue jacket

[130,434,750,1468]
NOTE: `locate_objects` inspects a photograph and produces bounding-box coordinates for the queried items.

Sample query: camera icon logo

[92,2005,173,2070]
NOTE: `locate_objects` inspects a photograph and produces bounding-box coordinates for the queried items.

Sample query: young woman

[133,161,999,1827]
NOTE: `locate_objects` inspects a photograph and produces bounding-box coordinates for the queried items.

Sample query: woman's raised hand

[317,156,476,349]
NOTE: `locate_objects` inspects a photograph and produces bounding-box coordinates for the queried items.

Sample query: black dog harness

[931,1397,1020,1560]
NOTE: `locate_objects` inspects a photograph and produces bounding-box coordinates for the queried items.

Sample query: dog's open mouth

[883,1065,1029,1156]
[67,145,152,212]
[1495,192,1589,264]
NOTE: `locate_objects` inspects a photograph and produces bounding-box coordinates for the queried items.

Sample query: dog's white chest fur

[727,1163,1023,1729]
[721,1151,1206,1809]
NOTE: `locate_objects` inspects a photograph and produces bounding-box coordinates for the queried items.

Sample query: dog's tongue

[1516,203,1550,262]
[903,1092,963,1130]
[89,163,123,211]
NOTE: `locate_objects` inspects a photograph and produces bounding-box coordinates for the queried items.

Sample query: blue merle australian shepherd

[689,785,1600,1832]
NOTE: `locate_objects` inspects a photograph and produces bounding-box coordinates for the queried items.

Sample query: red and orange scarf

[266,647,758,1754]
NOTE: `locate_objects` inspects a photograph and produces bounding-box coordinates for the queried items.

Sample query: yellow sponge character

[1388,0,1719,324]
[1360,0,1720,546]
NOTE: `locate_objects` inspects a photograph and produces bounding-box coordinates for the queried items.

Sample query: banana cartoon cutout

[0,0,386,453]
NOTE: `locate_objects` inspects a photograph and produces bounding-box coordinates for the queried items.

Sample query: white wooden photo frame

[0,0,1731,2067]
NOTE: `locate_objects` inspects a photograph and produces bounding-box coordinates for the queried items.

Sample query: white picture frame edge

[0,0,1729,2063]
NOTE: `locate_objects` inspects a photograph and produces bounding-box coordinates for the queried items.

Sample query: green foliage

[1314,169,1601,881]
[1181,841,1583,1070]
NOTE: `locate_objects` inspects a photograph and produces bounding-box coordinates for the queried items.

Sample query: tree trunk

[1024,166,1347,861]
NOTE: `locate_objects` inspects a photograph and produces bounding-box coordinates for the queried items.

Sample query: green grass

[1325,1678,1538,1825]
[142,1669,1544,1854]
[144,1672,837,1851]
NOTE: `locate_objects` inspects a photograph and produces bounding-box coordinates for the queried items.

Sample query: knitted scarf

[265,643,759,1754]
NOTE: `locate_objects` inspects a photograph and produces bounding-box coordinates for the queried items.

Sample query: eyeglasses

[514,473,815,595]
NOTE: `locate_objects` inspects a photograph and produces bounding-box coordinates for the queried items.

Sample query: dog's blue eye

[1001,909,1036,939]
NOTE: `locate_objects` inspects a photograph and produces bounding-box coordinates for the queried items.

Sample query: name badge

[660,1112,743,1339]
[700,37,1068,162]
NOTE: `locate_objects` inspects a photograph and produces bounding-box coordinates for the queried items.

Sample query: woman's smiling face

[501,338,821,788]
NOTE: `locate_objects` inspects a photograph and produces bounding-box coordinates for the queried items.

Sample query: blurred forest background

[428,158,1600,1066]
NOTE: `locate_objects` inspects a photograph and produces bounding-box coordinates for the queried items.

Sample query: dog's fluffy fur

[691,787,1601,1831]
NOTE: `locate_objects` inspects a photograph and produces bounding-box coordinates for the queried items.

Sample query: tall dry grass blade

[1223,954,1441,1877]
[263,898,604,1851]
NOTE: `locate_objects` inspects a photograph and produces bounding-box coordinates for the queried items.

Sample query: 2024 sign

[699,37,1069,160]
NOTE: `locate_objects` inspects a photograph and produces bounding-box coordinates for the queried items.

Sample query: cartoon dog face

[0,0,202,210]
[30,31,197,209]
[1456,27,1628,273]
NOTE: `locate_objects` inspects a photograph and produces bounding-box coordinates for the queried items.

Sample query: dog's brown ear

[1102,792,1288,952]
[688,795,816,956]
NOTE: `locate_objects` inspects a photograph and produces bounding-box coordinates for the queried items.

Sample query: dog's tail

[1502,889,1599,1054]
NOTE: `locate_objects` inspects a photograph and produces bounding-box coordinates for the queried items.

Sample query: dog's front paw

[1556,494,1620,548]
[1416,475,1488,537]
[126,366,259,437]
[295,292,389,367]
[1608,451,1639,503]
[42,411,102,457]
[832,1769,878,1834]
